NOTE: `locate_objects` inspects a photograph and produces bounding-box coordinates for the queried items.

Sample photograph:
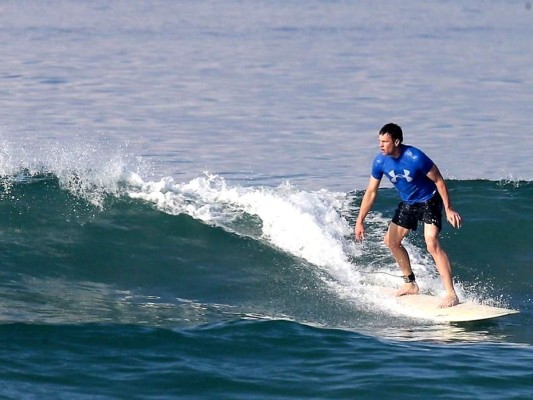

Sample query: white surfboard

[375,287,519,323]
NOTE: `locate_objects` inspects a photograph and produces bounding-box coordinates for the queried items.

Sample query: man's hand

[355,222,365,242]
[446,209,462,229]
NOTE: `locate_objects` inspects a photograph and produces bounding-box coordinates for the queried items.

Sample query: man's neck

[391,144,404,159]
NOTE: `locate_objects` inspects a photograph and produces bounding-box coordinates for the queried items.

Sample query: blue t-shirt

[371,145,436,204]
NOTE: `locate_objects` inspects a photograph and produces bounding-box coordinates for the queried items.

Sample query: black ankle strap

[403,272,416,283]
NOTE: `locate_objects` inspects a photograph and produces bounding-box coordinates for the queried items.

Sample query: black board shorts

[392,192,443,231]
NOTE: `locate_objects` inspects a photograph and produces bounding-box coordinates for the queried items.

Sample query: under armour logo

[388,169,413,183]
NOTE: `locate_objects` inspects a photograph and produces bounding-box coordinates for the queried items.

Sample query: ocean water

[0,1,532,399]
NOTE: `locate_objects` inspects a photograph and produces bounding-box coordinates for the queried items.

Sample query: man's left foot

[438,293,459,308]
[396,282,419,297]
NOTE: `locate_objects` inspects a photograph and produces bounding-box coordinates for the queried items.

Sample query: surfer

[355,123,462,308]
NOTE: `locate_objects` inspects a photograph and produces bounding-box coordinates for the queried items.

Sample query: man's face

[378,133,399,155]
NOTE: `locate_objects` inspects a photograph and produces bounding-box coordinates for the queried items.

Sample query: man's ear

[395,139,400,146]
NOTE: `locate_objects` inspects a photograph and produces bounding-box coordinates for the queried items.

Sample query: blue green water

[0,1,532,398]
[0,176,531,398]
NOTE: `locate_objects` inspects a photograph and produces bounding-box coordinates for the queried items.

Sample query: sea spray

[0,135,147,207]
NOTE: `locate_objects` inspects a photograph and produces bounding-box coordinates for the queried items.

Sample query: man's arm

[355,176,381,242]
[426,164,462,228]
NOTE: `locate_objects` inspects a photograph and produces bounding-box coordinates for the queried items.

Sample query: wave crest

[0,136,147,207]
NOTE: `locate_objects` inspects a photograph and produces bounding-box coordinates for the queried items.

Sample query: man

[355,123,462,308]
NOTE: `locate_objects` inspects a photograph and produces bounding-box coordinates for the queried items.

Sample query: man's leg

[424,223,459,308]
[384,222,419,296]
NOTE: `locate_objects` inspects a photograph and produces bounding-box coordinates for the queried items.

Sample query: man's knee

[425,236,440,255]
[385,224,409,249]
[384,233,402,250]
[424,224,442,255]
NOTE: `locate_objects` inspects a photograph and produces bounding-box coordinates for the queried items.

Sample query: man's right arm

[355,176,381,242]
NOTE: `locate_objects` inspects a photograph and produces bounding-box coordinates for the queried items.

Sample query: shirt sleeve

[416,148,434,174]
[371,155,384,180]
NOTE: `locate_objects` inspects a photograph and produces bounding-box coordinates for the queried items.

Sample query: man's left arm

[426,164,462,229]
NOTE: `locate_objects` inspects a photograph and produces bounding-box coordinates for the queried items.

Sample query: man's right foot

[396,282,419,297]
[438,293,460,308]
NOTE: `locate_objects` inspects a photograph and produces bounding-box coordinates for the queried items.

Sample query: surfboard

[375,287,519,323]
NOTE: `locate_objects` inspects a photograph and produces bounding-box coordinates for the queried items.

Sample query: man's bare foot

[396,282,419,297]
[438,293,459,308]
